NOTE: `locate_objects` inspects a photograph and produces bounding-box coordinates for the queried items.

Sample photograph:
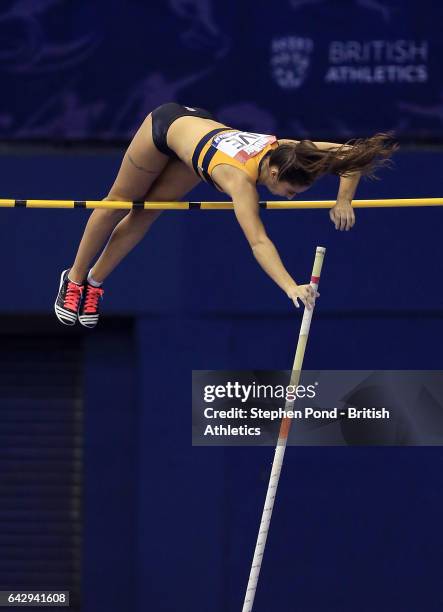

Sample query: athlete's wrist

[285,281,298,296]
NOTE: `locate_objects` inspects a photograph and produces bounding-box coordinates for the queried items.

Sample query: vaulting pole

[242,246,326,612]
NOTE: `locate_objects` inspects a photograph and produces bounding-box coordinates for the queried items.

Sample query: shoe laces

[65,281,84,310]
[83,285,104,313]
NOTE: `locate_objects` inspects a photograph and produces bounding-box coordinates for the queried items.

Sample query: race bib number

[212,131,277,163]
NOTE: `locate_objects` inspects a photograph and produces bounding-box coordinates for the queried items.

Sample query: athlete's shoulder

[212,163,256,194]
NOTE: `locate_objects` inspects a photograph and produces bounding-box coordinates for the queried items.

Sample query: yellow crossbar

[0,198,442,210]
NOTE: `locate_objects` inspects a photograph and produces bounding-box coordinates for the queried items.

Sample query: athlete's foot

[78,282,104,329]
[54,269,84,326]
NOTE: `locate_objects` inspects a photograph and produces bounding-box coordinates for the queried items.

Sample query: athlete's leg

[68,114,169,283]
[89,160,201,282]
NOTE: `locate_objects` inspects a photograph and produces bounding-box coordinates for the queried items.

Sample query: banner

[2,0,442,141]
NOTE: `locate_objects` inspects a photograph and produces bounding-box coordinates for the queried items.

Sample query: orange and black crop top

[191,128,279,189]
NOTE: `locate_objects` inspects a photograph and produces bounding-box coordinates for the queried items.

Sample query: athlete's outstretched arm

[280,138,359,231]
[310,140,360,230]
[331,171,360,230]
[226,178,317,309]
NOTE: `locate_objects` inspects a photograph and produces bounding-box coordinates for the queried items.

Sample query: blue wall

[2,150,443,611]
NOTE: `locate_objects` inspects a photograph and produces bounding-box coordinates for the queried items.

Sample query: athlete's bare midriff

[166,115,230,166]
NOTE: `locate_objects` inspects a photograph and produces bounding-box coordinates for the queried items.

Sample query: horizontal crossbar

[1,198,443,210]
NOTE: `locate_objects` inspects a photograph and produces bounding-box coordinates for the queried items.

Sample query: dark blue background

[1,0,443,609]
[1,149,442,611]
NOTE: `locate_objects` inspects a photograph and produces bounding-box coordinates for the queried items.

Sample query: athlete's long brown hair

[268,133,398,186]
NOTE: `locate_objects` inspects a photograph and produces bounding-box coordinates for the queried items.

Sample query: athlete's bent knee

[100,194,131,218]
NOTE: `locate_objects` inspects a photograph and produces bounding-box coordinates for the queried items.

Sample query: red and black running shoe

[54,269,84,326]
[78,282,104,329]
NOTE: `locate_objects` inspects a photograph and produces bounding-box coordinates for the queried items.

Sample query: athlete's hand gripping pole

[242,246,326,612]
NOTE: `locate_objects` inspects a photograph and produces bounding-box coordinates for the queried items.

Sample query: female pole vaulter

[54,102,396,327]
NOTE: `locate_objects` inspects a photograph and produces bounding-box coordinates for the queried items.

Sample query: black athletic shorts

[151,102,214,158]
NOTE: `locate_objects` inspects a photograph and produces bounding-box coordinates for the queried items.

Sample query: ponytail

[269,133,398,185]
